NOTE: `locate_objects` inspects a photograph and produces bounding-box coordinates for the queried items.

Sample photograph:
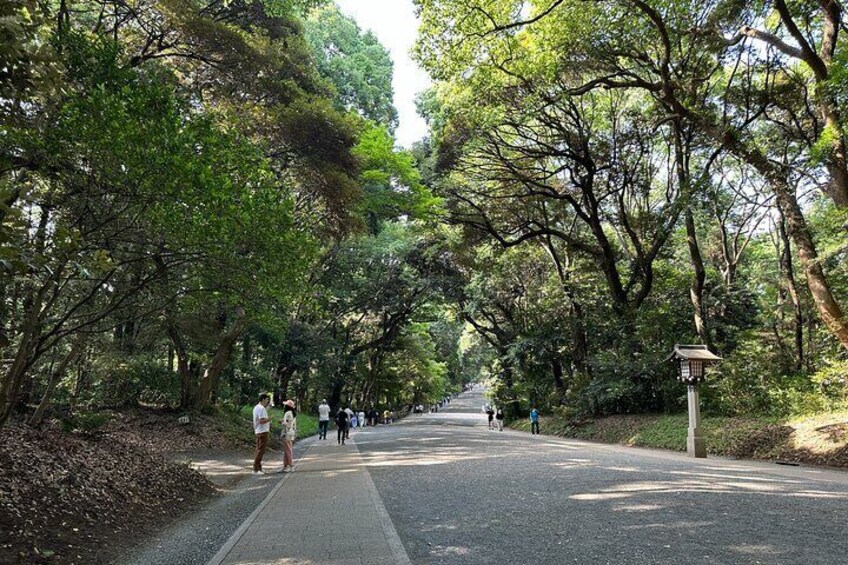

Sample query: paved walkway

[207,432,411,565]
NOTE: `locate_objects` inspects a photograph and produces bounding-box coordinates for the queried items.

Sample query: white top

[253,404,270,434]
[318,403,330,421]
[357,411,365,420]
[282,410,297,441]
[345,408,354,417]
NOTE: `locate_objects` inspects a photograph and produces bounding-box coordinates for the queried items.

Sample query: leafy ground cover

[0,407,318,564]
[511,410,848,468]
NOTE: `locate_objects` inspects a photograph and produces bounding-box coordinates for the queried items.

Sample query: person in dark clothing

[335,409,349,445]
[495,408,505,431]
[486,406,495,430]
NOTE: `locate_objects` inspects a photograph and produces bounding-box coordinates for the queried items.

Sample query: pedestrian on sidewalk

[252,393,271,474]
[495,408,504,431]
[281,400,297,472]
[486,405,495,430]
[358,410,366,427]
[318,399,330,440]
[530,407,540,435]
[350,409,358,430]
[336,408,349,445]
[344,407,354,438]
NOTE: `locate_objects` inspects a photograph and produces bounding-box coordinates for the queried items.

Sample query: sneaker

[253,470,265,475]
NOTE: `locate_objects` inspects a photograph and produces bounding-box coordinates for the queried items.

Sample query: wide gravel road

[356,388,848,565]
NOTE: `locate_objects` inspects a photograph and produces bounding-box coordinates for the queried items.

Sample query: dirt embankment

[0,408,257,565]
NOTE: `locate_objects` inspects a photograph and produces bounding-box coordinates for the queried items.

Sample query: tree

[305,3,398,130]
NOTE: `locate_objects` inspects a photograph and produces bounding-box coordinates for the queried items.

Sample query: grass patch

[510,410,848,467]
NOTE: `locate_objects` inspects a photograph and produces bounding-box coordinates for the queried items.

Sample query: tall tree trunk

[685,209,713,349]
[777,211,804,370]
[676,102,848,349]
[773,183,848,349]
[168,322,194,409]
[0,291,43,427]
[29,337,86,427]
[550,355,566,406]
[193,308,247,411]
[540,238,591,380]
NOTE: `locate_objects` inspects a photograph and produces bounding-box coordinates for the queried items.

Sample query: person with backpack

[335,408,349,445]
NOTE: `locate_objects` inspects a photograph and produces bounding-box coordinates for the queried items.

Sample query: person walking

[344,407,354,438]
[252,393,271,474]
[335,408,349,445]
[281,400,297,472]
[350,409,358,430]
[318,399,330,440]
[486,405,495,430]
[495,408,505,431]
[358,410,366,427]
[530,407,540,435]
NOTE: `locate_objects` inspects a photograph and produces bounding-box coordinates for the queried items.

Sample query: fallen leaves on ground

[0,410,241,565]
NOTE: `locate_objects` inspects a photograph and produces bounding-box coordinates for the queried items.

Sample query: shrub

[60,411,113,433]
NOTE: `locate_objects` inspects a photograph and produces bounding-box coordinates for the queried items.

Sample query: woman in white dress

[281,400,297,472]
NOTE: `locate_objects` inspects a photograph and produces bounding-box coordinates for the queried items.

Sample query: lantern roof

[666,344,722,362]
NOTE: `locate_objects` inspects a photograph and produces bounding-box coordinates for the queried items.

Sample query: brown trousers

[254,432,269,471]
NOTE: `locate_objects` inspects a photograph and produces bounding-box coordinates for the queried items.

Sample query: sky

[335,0,432,148]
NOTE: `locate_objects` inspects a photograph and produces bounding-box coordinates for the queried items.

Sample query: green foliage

[60,411,113,433]
[305,4,398,128]
[93,356,180,408]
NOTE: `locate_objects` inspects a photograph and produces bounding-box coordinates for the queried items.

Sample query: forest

[2,0,848,433]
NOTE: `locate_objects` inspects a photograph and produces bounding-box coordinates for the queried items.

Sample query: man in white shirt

[318,399,330,440]
[252,393,271,474]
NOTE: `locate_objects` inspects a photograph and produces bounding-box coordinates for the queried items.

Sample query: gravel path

[118,442,314,565]
[123,390,848,564]
[357,389,848,565]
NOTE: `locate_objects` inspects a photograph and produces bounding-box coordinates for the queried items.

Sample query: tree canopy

[2,0,847,430]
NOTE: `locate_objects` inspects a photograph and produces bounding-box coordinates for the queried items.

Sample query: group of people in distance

[254,396,392,474]
[317,402,387,445]
[484,403,542,434]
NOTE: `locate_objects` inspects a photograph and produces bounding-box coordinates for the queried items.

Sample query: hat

[283,399,295,408]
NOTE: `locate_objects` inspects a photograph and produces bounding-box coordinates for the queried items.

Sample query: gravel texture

[357,389,848,565]
[121,390,848,565]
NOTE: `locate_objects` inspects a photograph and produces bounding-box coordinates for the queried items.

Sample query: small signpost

[667,344,721,458]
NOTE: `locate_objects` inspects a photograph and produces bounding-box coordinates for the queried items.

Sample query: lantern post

[667,344,721,458]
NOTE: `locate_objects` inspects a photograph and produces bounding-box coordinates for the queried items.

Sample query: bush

[60,411,113,433]
[811,359,848,401]
[84,354,179,408]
